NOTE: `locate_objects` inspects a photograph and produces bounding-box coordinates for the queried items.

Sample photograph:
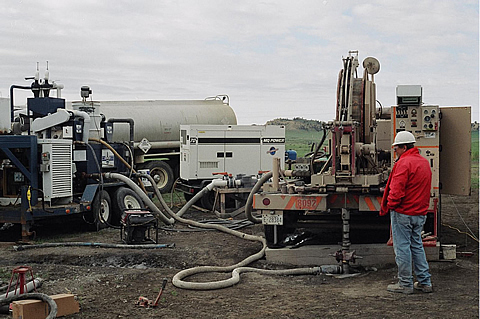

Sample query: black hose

[0,293,57,319]
[344,57,352,121]
[309,127,327,175]
[28,187,54,213]
[13,242,174,251]
[160,219,254,232]
[9,85,31,122]
[83,142,121,230]
[340,59,348,120]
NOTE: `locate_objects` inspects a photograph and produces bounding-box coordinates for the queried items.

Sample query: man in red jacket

[380,131,433,294]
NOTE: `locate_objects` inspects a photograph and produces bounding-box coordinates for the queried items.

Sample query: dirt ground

[0,191,478,319]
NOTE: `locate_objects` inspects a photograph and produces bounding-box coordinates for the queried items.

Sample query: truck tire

[264,225,286,248]
[200,191,216,211]
[92,190,112,230]
[113,187,144,223]
[144,161,174,194]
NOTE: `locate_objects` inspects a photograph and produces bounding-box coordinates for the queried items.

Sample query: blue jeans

[390,211,432,288]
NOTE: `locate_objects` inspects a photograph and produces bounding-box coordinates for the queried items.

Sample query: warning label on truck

[261,138,285,144]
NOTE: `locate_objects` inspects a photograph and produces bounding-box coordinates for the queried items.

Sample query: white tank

[69,98,237,148]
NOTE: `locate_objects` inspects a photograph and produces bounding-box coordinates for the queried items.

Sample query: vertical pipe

[341,207,351,274]
[272,157,280,191]
[273,225,278,245]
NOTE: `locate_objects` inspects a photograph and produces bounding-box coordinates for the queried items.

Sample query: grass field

[471,130,479,190]
[285,129,327,157]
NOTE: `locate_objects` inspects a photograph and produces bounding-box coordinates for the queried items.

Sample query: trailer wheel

[113,187,144,223]
[183,193,194,202]
[144,161,174,194]
[92,190,112,230]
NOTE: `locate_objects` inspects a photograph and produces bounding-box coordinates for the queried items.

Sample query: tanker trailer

[69,95,237,193]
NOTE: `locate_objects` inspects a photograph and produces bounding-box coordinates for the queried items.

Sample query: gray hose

[0,279,43,300]
[13,242,174,251]
[134,172,223,219]
[117,173,338,290]
[0,293,57,319]
[104,172,174,225]
[176,185,212,218]
[244,172,273,224]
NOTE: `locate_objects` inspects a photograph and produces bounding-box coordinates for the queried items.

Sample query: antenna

[44,61,50,81]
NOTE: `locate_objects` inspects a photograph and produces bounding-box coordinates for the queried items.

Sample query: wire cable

[442,223,479,243]
[447,195,479,241]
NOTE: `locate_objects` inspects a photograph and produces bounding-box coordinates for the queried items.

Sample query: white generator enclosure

[180,125,285,180]
[38,139,73,204]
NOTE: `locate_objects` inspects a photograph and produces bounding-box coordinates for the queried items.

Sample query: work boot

[387,283,413,294]
[414,282,433,293]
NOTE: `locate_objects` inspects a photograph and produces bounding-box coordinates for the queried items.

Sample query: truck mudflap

[80,184,99,204]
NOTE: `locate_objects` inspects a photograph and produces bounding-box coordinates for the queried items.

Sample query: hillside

[266,117,324,132]
[266,118,326,156]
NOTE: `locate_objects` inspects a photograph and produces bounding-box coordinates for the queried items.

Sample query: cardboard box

[12,293,79,319]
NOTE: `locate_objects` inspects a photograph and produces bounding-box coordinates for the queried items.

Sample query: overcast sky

[1,0,478,124]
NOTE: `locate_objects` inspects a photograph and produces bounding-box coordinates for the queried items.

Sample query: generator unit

[180,124,285,180]
[177,124,285,209]
[120,210,158,244]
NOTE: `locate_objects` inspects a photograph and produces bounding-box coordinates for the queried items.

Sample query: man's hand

[379,207,388,216]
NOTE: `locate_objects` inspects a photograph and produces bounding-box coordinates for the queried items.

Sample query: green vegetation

[471,130,479,190]
[267,117,327,157]
[152,191,186,207]
[285,129,327,157]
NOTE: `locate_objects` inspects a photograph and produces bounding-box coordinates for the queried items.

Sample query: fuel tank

[70,98,237,147]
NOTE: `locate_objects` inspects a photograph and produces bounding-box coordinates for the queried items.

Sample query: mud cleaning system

[251,51,471,272]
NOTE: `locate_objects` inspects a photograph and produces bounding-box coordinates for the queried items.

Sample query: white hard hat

[392,131,416,146]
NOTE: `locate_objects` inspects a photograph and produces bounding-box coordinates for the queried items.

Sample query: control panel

[392,103,440,213]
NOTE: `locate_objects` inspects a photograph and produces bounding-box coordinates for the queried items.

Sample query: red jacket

[380,147,431,216]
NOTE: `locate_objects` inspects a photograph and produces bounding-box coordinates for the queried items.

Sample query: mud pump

[249,50,471,273]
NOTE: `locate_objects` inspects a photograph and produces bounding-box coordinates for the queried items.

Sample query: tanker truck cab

[177,124,285,209]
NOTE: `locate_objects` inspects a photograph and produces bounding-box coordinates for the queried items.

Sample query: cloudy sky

[1,0,478,124]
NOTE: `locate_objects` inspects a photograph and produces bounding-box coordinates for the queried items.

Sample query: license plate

[262,211,283,225]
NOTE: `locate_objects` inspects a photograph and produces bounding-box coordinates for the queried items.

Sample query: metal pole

[341,208,351,274]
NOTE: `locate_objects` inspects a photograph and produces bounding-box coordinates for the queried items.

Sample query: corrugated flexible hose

[110,172,342,290]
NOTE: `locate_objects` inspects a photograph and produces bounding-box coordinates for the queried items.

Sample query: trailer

[1,70,158,240]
